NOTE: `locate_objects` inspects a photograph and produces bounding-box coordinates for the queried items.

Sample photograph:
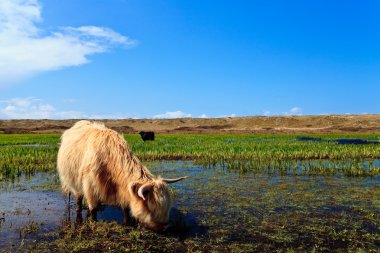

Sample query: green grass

[0,133,380,179]
[0,134,59,146]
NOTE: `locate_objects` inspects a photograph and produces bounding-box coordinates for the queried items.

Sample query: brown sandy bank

[1,114,380,134]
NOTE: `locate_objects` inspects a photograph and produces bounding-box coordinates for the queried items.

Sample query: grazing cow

[57,120,186,231]
[139,131,155,141]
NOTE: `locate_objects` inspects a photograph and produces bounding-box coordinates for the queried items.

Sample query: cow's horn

[137,183,153,201]
[162,176,189,184]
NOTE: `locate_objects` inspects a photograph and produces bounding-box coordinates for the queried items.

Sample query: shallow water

[0,161,379,251]
[296,136,380,145]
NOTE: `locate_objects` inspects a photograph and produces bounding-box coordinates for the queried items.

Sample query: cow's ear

[137,183,153,201]
[130,182,152,201]
[130,182,137,192]
[130,182,142,198]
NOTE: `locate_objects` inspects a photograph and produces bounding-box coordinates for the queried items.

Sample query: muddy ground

[1,114,380,134]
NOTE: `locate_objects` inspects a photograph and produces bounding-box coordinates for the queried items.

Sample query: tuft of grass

[18,220,41,237]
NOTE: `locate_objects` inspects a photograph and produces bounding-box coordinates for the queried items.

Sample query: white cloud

[0,97,59,119]
[153,111,192,119]
[63,26,133,45]
[0,97,135,119]
[263,110,271,116]
[0,99,239,120]
[283,107,303,116]
[0,0,136,86]
[218,113,237,118]
[289,107,302,115]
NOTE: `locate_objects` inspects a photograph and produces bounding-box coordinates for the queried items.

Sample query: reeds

[1,133,380,179]
[126,133,380,176]
[0,134,59,180]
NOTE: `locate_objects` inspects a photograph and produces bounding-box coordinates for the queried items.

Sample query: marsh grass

[1,133,379,251]
[18,221,40,237]
[0,161,379,252]
[16,162,380,252]
[22,220,200,253]
[1,133,379,179]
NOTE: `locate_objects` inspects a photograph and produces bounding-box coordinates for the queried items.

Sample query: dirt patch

[1,115,380,134]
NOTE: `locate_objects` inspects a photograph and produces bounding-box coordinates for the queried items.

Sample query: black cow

[139,131,155,141]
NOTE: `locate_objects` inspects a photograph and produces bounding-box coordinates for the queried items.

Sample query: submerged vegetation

[2,161,379,252]
[1,133,380,179]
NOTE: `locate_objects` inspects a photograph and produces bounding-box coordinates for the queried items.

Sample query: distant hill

[1,115,380,134]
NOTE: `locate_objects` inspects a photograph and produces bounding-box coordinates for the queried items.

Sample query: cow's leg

[122,207,134,225]
[122,207,128,225]
[68,192,84,224]
[85,196,99,221]
[76,210,83,225]
[122,207,137,226]
[83,179,99,221]
[74,194,83,212]
[87,207,98,221]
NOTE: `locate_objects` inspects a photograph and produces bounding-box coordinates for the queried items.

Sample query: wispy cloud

[0,97,134,119]
[262,107,303,116]
[263,110,271,116]
[152,111,232,119]
[0,0,136,87]
[283,107,303,116]
[0,97,61,119]
[218,113,237,118]
[153,111,192,119]
[0,100,213,119]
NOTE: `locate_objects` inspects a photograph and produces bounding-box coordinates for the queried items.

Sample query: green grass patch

[0,133,380,179]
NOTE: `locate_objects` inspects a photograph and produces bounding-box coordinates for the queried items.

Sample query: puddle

[0,161,379,251]
[297,136,380,145]
[336,139,380,145]
[0,190,65,247]
[296,136,322,142]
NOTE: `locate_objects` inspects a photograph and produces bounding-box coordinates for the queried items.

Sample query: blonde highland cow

[57,120,187,231]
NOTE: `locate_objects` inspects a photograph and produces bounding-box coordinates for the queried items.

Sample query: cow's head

[129,177,187,231]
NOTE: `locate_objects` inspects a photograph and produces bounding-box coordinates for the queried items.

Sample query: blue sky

[0,0,379,119]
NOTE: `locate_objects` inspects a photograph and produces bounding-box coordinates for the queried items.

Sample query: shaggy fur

[57,120,175,231]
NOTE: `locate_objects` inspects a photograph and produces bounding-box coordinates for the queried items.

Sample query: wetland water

[0,161,379,252]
